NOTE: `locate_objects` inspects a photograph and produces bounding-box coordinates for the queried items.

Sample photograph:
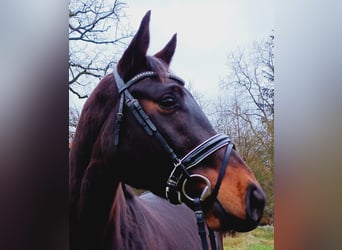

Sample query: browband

[114,69,185,94]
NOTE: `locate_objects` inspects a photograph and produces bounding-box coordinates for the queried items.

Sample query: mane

[69,73,118,199]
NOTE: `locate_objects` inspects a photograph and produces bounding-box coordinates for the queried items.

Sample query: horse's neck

[107,184,164,249]
[72,171,223,250]
[69,149,223,250]
[70,151,120,250]
[110,187,223,250]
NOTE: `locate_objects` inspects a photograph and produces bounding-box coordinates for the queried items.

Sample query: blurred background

[0,0,341,249]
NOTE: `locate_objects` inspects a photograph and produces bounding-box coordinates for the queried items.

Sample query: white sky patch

[125,0,274,99]
[70,0,274,109]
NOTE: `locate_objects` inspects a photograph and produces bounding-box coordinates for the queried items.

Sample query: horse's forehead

[131,78,185,95]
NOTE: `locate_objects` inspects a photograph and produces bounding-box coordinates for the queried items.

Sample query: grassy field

[223,226,274,250]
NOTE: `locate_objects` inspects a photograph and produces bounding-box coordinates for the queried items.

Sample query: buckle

[165,186,182,204]
[165,159,185,204]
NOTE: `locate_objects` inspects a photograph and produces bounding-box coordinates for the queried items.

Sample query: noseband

[113,68,235,250]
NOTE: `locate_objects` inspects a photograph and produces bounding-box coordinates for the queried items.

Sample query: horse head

[71,10,266,236]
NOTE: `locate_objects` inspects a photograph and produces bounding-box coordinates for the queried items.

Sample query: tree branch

[69,86,88,99]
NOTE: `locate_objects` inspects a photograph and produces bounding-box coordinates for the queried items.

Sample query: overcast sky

[70,0,274,109]
[124,0,274,98]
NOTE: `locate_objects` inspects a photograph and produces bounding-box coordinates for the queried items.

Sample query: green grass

[223,226,274,250]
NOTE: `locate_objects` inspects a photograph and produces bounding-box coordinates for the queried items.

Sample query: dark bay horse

[69,10,266,250]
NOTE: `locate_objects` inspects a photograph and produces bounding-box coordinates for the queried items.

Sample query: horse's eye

[158,96,177,109]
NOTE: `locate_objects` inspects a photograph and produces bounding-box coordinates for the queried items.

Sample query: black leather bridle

[113,68,235,250]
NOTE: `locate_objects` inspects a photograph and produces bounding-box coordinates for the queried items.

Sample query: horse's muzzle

[246,183,266,223]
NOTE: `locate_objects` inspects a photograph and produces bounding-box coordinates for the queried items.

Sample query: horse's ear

[154,33,177,66]
[117,10,151,80]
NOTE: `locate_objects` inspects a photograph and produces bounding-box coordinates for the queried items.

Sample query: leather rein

[113,68,235,250]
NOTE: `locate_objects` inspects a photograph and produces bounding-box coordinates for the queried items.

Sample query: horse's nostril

[246,184,266,222]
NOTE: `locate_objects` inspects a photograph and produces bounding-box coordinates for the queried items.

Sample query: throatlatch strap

[194,198,208,250]
[114,95,124,147]
[208,229,217,250]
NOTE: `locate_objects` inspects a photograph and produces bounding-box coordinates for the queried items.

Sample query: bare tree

[219,35,274,162]
[69,105,81,143]
[69,0,133,99]
[214,35,274,224]
[229,36,273,115]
